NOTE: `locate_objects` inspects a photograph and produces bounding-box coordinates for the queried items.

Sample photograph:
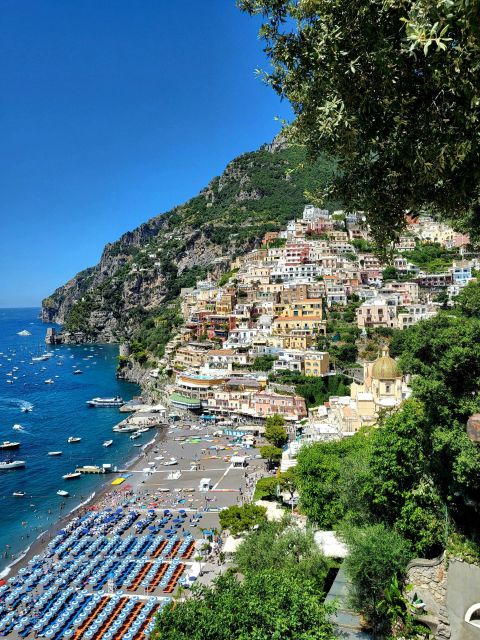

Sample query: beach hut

[198,478,211,492]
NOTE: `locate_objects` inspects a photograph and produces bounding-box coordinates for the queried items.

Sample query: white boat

[17,330,31,336]
[67,436,81,443]
[86,396,123,408]
[21,407,32,413]
[32,354,52,362]
[48,451,62,456]
[12,490,25,497]
[0,441,20,450]
[0,460,25,470]
[73,369,82,375]
[136,427,149,434]
[103,440,113,447]
[112,423,139,433]
[62,472,81,480]
[163,458,178,466]
[12,424,24,431]
[130,433,141,440]
[44,379,54,384]
[57,489,69,497]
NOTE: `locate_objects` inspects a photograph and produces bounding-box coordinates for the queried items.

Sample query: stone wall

[405,554,450,639]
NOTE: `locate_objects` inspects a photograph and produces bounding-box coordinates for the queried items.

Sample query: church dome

[371,346,401,380]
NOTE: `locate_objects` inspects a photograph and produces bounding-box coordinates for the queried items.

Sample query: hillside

[42,141,338,352]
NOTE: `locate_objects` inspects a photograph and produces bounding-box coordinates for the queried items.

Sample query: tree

[278,467,297,501]
[264,414,288,447]
[365,400,429,524]
[219,504,267,536]
[455,280,480,317]
[342,524,412,633]
[259,444,282,469]
[151,570,336,640]
[295,435,369,527]
[239,0,480,243]
[382,266,398,281]
[234,519,329,592]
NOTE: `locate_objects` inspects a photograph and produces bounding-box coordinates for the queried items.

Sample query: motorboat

[62,472,81,480]
[0,441,20,450]
[48,451,63,456]
[44,379,54,384]
[87,396,123,408]
[67,436,81,443]
[73,369,82,375]
[130,433,141,440]
[12,490,25,497]
[136,427,149,434]
[0,460,25,470]
[163,458,178,466]
[12,424,24,431]
[17,330,31,336]
[21,407,32,413]
[57,490,69,497]
[103,439,113,447]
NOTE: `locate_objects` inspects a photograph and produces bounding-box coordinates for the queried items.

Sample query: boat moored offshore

[0,441,20,450]
[0,460,25,470]
[87,396,123,408]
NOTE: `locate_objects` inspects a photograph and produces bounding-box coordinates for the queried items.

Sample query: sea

[0,307,141,573]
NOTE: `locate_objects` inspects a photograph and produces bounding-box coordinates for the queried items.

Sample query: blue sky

[0,0,291,307]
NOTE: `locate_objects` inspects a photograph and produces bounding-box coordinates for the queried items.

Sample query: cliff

[42,141,338,351]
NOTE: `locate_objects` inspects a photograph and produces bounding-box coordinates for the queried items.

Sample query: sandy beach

[0,413,264,639]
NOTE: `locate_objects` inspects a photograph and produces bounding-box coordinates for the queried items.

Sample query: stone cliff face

[42,142,337,342]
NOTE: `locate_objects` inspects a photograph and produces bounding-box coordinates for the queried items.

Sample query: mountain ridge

[42,141,338,351]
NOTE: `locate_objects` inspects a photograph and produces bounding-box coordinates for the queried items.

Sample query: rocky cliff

[42,141,337,347]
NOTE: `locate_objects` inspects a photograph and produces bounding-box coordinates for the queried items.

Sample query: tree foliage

[342,525,412,633]
[152,570,336,640]
[219,504,267,536]
[239,0,480,243]
[264,414,288,447]
[234,519,329,592]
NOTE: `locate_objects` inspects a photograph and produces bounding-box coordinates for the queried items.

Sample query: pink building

[251,391,307,420]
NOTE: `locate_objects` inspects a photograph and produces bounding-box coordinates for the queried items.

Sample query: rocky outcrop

[406,554,450,638]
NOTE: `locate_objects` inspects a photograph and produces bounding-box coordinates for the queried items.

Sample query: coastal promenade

[0,417,263,639]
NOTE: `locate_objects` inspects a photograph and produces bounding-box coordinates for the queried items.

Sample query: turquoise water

[0,308,140,571]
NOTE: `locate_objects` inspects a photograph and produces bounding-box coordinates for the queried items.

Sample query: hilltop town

[120,206,474,454]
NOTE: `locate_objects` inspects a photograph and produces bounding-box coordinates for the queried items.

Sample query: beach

[0,413,264,639]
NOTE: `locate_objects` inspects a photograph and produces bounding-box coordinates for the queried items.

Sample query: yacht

[48,451,62,456]
[87,396,123,408]
[0,441,20,451]
[32,354,52,362]
[57,489,69,497]
[44,379,54,384]
[0,460,25,470]
[12,490,25,497]
[62,472,81,480]
[67,436,81,444]
[73,369,82,375]
[103,439,113,447]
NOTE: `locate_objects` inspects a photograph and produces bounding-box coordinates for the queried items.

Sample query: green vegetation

[218,504,267,536]
[251,354,277,371]
[455,279,480,317]
[259,444,282,468]
[217,268,238,287]
[130,302,183,361]
[264,414,288,447]
[269,371,350,408]
[343,525,412,633]
[240,1,480,243]
[235,518,329,592]
[151,569,336,640]
[406,242,459,273]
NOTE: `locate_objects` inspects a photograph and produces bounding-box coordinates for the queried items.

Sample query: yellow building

[272,314,326,337]
[304,351,330,377]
